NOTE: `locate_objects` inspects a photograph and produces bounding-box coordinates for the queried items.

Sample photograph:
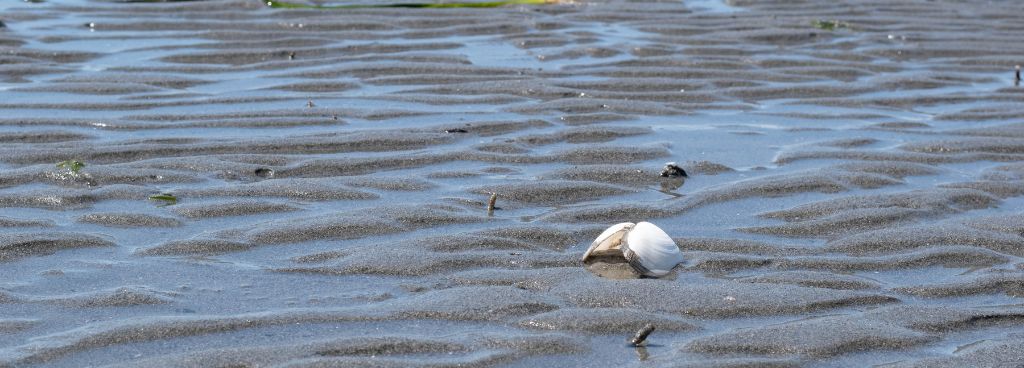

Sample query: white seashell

[581,221,683,277]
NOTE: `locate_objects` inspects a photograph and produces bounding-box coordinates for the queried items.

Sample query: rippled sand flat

[2,0,1024,366]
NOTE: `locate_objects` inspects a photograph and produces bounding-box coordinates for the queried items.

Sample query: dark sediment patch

[688,305,1024,358]
[773,150,1024,165]
[757,188,998,222]
[677,237,818,257]
[775,247,1012,271]
[869,121,932,130]
[425,170,481,179]
[725,84,873,101]
[816,137,879,148]
[3,131,453,165]
[0,319,38,334]
[0,285,572,366]
[135,239,254,256]
[941,181,1024,198]
[684,160,736,175]
[432,119,551,137]
[535,202,677,224]
[0,185,145,212]
[557,113,635,126]
[897,273,1024,297]
[894,338,1024,367]
[901,137,1024,154]
[76,212,183,228]
[280,248,574,277]
[288,61,521,80]
[686,246,1010,273]
[126,155,291,173]
[55,73,209,89]
[102,333,582,368]
[468,180,634,206]
[236,204,485,246]
[549,272,896,318]
[179,178,379,201]
[263,81,357,93]
[36,287,175,308]
[0,216,54,228]
[276,153,454,178]
[382,93,529,106]
[685,314,934,357]
[552,145,671,164]
[736,271,881,290]
[831,161,941,178]
[341,176,436,191]
[0,232,114,262]
[506,97,685,115]
[242,214,404,245]
[541,164,663,187]
[170,200,299,219]
[11,82,164,95]
[473,142,531,154]
[826,223,1024,256]
[671,358,802,368]
[739,207,942,238]
[160,43,463,66]
[472,226,580,251]
[979,162,1024,181]
[963,213,1024,234]
[514,126,651,145]
[442,268,571,291]
[0,130,92,143]
[421,234,537,252]
[70,166,202,186]
[517,308,698,333]
[382,286,560,321]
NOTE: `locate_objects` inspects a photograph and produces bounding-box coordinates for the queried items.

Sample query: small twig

[629,323,655,346]
[487,193,497,216]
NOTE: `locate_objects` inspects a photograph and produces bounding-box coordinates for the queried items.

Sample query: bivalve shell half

[581,221,683,277]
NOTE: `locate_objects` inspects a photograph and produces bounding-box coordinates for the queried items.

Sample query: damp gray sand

[2,0,1024,366]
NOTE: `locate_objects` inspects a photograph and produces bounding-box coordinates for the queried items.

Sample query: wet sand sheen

[2,0,1024,366]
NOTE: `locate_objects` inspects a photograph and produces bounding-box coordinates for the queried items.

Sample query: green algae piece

[149,194,178,206]
[56,160,85,173]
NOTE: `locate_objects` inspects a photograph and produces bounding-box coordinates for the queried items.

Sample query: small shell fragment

[581,221,683,277]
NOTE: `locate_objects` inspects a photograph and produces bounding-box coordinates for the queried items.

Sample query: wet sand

[2,0,1024,366]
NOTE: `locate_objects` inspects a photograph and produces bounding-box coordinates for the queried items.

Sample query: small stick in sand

[629,323,655,346]
[487,193,497,216]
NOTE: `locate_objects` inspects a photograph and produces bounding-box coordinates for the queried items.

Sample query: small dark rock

[254,168,274,178]
[445,128,469,133]
[660,162,687,178]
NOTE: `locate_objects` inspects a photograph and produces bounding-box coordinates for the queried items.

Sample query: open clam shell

[581,221,683,277]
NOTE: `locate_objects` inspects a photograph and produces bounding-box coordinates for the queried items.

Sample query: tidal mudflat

[2,0,1024,366]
